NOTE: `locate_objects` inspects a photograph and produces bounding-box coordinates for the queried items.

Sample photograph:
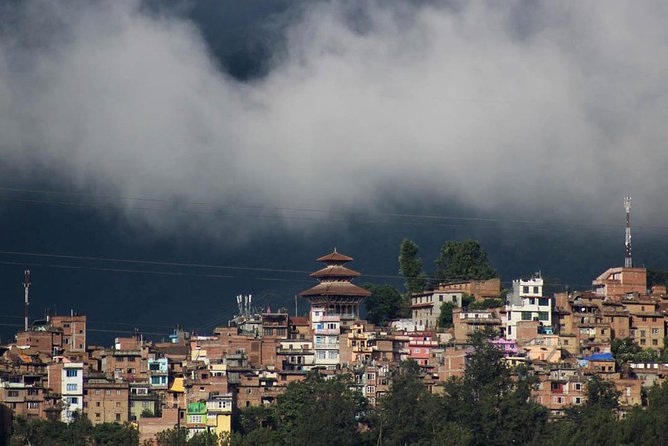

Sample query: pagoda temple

[299,249,372,323]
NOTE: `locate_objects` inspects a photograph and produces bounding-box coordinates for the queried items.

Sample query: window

[66,369,78,377]
[7,390,19,397]
[534,286,540,294]
[539,298,549,306]
[367,373,376,380]
[95,389,101,395]
[538,312,549,321]
[521,312,532,321]
[27,402,39,409]
[66,384,77,391]
[116,402,121,407]
[573,397,582,405]
[507,326,512,335]
[574,383,582,390]
[106,390,112,395]
[68,397,79,405]
[523,286,529,294]
[95,413,101,419]
[366,386,376,393]
[653,339,658,346]
[116,390,122,395]
[652,328,660,335]
[96,402,101,407]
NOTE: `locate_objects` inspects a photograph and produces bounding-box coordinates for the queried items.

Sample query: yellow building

[206,393,233,437]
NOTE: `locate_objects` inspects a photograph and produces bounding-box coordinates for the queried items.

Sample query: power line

[0,321,171,336]
[1,185,663,232]
[0,259,315,284]
[0,249,598,286]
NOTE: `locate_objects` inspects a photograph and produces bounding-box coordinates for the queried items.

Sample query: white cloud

[2,0,668,240]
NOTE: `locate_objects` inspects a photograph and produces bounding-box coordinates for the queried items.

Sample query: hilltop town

[2,244,668,444]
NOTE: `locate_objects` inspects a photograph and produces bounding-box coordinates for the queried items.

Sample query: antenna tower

[624,197,632,268]
[23,270,31,332]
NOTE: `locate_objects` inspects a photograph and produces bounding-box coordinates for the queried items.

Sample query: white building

[311,306,340,368]
[61,362,84,423]
[410,290,464,329]
[505,273,552,340]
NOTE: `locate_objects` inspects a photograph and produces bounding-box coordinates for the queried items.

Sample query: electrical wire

[0,185,658,232]
[0,249,596,287]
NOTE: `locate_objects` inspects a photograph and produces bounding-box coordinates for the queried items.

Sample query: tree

[377,360,441,446]
[92,423,140,446]
[155,428,188,446]
[363,283,405,325]
[438,302,455,328]
[9,417,138,446]
[443,330,547,445]
[435,240,497,283]
[399,239,427,293]
[468,298,503,310]
[272,373,367,446]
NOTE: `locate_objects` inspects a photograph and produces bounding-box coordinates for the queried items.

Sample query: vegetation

[154,429,226,446]
[398,239,427,293]
[15,338,668,446]
[468,298,504,310]
[363,283,406,325]
[438,301,456,328]
[435,240,497,283]
[612,337,668,364]
[10,416,138,446]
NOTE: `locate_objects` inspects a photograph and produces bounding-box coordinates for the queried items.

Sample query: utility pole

[23,270,31,332]
[624,197,633,268]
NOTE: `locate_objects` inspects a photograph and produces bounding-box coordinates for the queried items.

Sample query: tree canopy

[435,240,497,283]
[399,239,427,293]
[363,283,406,325]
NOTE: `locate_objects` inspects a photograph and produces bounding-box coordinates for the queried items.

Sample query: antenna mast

[23,270,31,332]
[624,197,633,268]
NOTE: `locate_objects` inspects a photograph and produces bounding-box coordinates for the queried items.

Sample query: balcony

[314,328,339,335]
[277,347,314,355]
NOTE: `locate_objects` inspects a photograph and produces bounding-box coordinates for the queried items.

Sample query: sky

[1,0,668,342]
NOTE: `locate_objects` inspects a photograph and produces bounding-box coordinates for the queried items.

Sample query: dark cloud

[2,0,668,244]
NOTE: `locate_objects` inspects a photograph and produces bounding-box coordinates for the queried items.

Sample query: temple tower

[299,249,371,324]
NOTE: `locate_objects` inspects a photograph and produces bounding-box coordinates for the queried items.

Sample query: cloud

[2,0,668,241]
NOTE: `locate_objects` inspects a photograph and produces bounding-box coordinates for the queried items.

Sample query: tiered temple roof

[299,249,371,320]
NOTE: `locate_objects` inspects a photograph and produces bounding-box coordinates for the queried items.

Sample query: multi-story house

[276,340,314,371]
[408,332,438,367]
[410,289,463,330]
[452,308,502,343]
[61,361,84,423]
[206,393,234,438]
[505,273,552,340]
[129,382,160,421]
[84,378,129,424]
[148,357,169,389]
[312,307,341,368]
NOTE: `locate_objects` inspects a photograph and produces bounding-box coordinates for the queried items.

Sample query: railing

[314,328,340,335]
[277,347,314,355]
